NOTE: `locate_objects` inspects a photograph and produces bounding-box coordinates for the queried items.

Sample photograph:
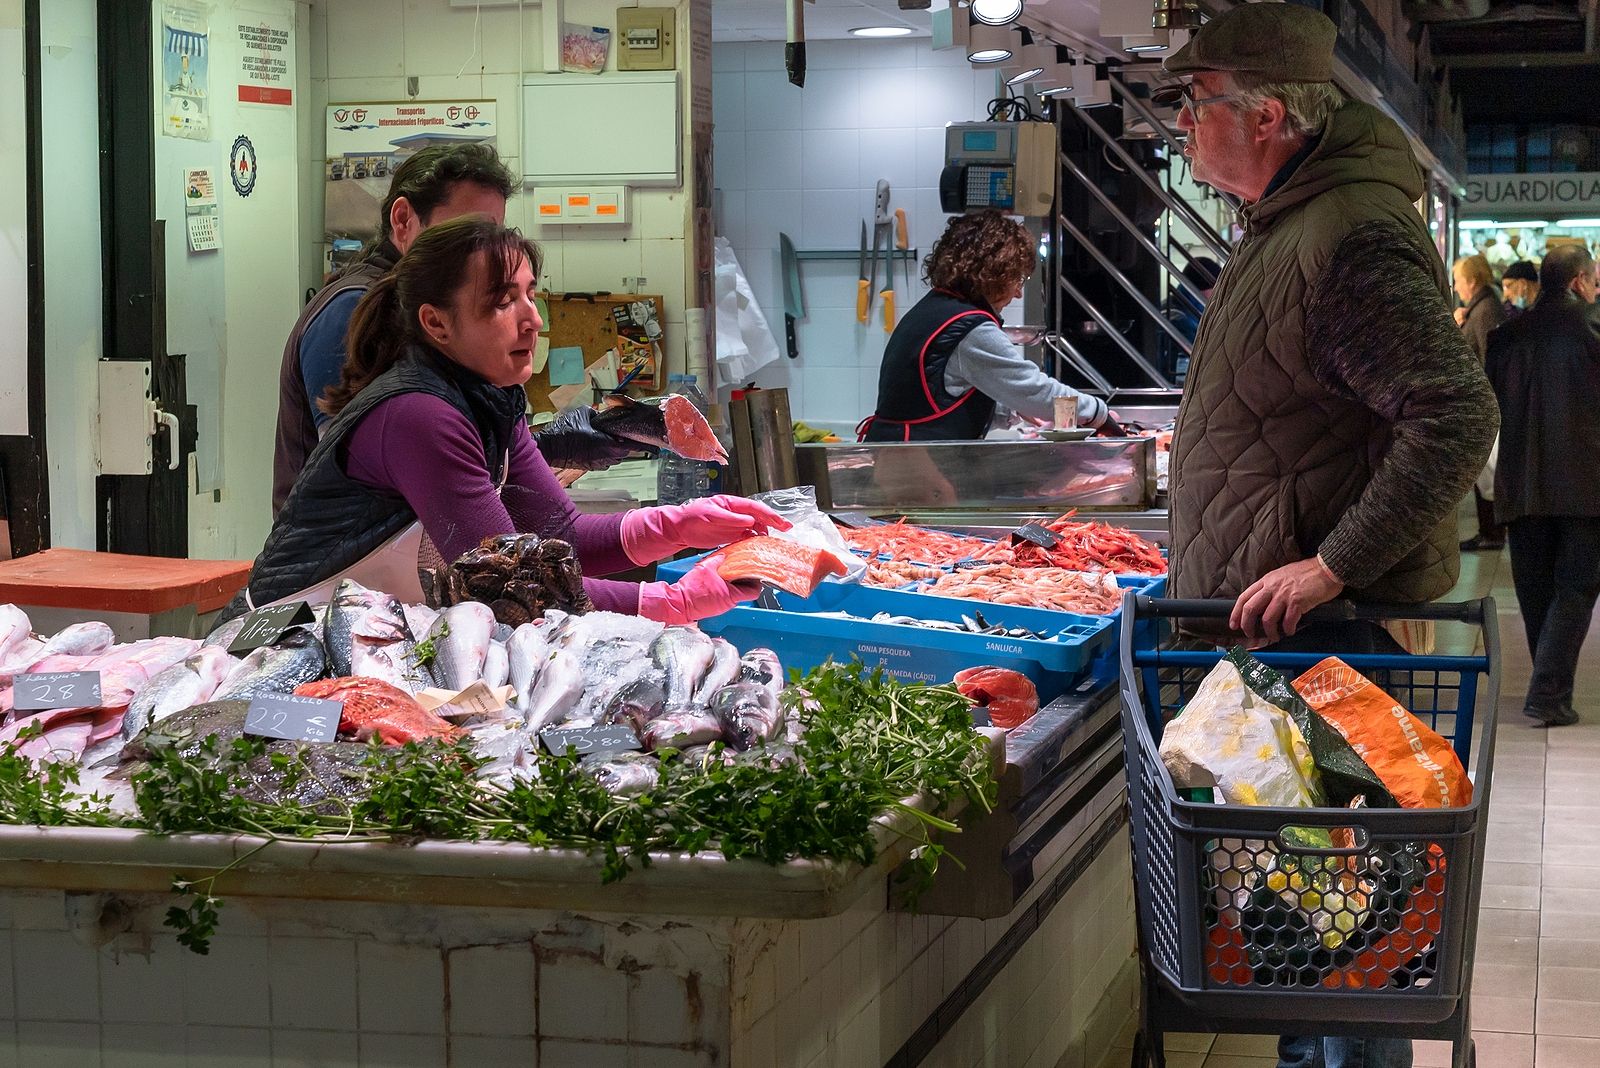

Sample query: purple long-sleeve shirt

[344,393,641,612]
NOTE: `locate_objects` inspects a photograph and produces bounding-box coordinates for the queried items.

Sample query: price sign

[1010,523,1062,549]
[244,693,341,743]
[228,601,316,654]
[540,724,643,759]
[12,672,103,712]
[830,511,886,529]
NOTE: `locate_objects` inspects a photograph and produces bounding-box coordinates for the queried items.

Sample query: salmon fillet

[716,537,847,598]
[294,676,460,745]
[662,394,727,462]
[953,667,1039,729]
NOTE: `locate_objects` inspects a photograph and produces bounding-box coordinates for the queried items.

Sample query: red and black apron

[857,291,998,443]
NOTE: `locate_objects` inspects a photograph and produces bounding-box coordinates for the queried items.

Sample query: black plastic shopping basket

[1117,595,1500,1068]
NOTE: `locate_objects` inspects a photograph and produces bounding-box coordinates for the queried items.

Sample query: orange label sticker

[567,195,591,207]
[596,204,618,215]
[538,204,561,215]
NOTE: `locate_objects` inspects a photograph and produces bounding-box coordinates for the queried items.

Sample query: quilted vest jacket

[1169,101,1459,604]
[243,346,525,611]
[861,291,999,442]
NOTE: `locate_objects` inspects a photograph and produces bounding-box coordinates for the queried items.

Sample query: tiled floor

[1110,528,1600,1068]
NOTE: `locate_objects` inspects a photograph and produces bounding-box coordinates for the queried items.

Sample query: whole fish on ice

[427,602,495,691]
[649,627,715,711]
[505,623,549,711]
[121,646,237,741]
[214,628,326,700]
[522,648,585,731]
[712,682,783,751]
[481,640,510,690]
[691,639,742,708]
[323,579,408,677]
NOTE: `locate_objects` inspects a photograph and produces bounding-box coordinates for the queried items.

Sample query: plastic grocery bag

[1293,657,1471,809]
[751,485,865,584]
[1158,656,1323,808]
[713,238,781,384]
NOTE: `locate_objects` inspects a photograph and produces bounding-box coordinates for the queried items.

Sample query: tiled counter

[0,817,1133,1067]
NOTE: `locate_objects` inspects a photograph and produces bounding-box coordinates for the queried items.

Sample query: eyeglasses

[1153,82,1242,115]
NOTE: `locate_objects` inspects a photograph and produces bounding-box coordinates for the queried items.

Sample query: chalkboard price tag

[244,693,342,743]
[1010,523,1062,549]
[540,724,643,759]
[12,672,103,712]
[229,601,316,655]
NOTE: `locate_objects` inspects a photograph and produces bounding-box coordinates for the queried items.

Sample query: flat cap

[1164,3,1337,83]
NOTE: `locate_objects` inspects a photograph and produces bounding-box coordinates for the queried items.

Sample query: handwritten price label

[12,672,103,712]
[228,601,316,654]
[540,724,642,759]
[244,693,341,743]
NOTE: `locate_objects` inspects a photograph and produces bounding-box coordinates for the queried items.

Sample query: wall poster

[235,10,293,106]
[323,101,497,260]
[161,5,211,141]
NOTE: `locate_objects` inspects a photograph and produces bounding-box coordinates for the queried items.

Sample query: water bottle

[655,374,712,505]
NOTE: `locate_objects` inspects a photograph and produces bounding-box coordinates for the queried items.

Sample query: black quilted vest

[241,345,526,612]
[860,291,998,442]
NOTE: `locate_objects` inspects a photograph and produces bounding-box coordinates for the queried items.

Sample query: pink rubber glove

[637,555,762,625]
[621,494,792,566]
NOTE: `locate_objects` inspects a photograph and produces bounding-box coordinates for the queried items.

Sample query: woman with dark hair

[858,211,1112,442]
[240,217,783,624]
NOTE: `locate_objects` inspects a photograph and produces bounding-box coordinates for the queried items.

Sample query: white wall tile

[447,1034,536,1063]
[4,893,65,931]
[539,1039,626,1068]
[714,131,748,193]
[357,1032,446,1068]
[799,69,862,131]
[743,131,804,192]
[857,128,918,194]
[913,66,981,128]
[742,190,802,252]
[324,77,408,104]
[558,239,645,292]
[101,1022,182,1068]
[743,42,786,73]
[712,73,746,132]
[400,0,484,77]
[14,1022,98,1068]
[446,944,534,1037]
[184,935,271,1028]
[919,42,973,69]
[538,958,625,1041]
[186,1025,271,1068]
[636,190,689,238]
[478,73,525,162]
[641,239,688,301]
[743,70,804,132]
[355,942,444,1036]
[270,1028,359,1067]
[477,6,531,76]
[268,937,358,1031]
[712,42,745,74]
[800,130,860,190]
[101,946,186,1024]
[857,68,919,131]
[716,190,748,249]
[325,0,405,79]
[626,968,694,1046]
[801,189,869,250]
[12,931,98,1022]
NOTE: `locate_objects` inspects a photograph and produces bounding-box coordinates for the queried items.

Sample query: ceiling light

[1556,218,1600,227]
[1123,29,1170,54]
[967,22,1014,63]
[851,26,915,38]
[971,0,1025,27]
[1001,34,1051,85]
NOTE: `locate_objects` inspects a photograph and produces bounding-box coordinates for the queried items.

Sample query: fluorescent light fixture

[1123,30,1170,54]
[1556,218,1600,227]
[1002,39,1051,85]
[967,22,1014,63]
[1458,219,1550,229]
[971,0,1025,27]
[851,26,915,38]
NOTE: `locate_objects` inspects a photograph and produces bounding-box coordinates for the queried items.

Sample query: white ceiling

[712,0,936,43]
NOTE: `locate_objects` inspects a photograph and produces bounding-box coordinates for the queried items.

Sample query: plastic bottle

[655,374,712,505]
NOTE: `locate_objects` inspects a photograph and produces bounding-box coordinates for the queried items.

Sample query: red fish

[294,676,459,745]
[716,537,847,598]
[953,667,1039,729]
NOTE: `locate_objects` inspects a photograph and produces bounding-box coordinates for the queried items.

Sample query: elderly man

[1486,245,1600,728]
[1162,7,1497,1067]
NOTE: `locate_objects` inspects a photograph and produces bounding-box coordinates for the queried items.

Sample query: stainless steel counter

[798,438,1157,513]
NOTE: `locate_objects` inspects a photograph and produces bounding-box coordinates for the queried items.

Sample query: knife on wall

[779,232,805,360]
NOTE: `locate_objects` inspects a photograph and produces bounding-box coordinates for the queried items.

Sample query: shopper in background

[1164,256,1222,383]
[1485,244,1600,728]
[858,211,1119,442]
[237,219,781,625]
[1449,254,1509,552]
[1451,254,1505,360]
[1163,6,1496,1063]
[1501,259,1540,318]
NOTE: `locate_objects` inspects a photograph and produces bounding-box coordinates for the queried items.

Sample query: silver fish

[0,605,34,664]
[482,640,510,690]
[351,640,437,694]
[323,579,409,678]
[428,602,495,691]
[523,648,585,731]
[202,615,246,650]
[122,646,236,741]
[641,708,724,751]
[712,682,783,751]
[491,623,514,644]
[737,649,784,700]
[214,627,327,700]
[572,639,654,721]
[402,604,439,644]
[691,639,741,709]
[506,624,549,711]
[603,670,668,733]
[35,622,116,661]
[587,751,660,796]
[649,627,715,711]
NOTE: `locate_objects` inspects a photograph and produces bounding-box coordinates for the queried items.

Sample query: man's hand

[1453,307,1468,326]
[1230,556,1345,646]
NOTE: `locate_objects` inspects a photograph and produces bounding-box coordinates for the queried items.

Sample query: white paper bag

[714,237,781,384]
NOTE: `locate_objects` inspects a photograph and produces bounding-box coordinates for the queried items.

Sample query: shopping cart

[1117,595,1500,1068]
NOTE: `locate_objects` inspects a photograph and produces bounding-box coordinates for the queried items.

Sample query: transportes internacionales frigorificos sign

[1464,172,1600,215]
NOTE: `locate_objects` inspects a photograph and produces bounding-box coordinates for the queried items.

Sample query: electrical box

[617,7,675,71]
[530,186,629,224]
[522,72,680,186]
[938,122,1056,217]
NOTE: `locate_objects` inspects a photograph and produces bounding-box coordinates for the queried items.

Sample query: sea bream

[711,682,782,751]
[120,646,237,741]
[505,623,549,711]
[641,708,723,751]
[426,602,496,691]
[0,605,33,661]
[587,751,660,796]
[323,579,408,677]
[481,640,510,690]
[522,648,585,731]
[649,627,715,711]
[691,639,741,708]
[737,649,784,699]
[214,627,327,700]
[603,671,667,733]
